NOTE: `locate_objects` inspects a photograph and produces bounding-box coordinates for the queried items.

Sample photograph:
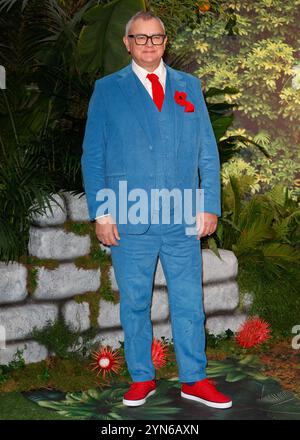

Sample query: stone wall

[0,192,249,365]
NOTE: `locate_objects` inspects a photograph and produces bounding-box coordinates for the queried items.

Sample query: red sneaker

[123,379,156,407]
[181,378,232,409]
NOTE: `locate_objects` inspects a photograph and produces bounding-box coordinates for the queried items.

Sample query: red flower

[174,91,187,106]
[152,338,168,369]
[235,317,271,348]
[90,346,123,378]
[174,90,195,113]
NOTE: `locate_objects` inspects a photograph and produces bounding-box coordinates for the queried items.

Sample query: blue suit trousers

[110,209,207,383]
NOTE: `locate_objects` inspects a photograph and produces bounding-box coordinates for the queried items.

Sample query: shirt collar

[131,58,166,84]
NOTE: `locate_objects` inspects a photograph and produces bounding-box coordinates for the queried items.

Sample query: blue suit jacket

[81,62,221,234]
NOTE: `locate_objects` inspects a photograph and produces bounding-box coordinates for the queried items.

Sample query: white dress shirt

[96,58,166,221]
[131,58,166,96]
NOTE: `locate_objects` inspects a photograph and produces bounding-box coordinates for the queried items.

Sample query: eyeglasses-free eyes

[127,34,167,45]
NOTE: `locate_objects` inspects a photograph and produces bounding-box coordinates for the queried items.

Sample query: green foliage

[0,142,58,262]
[147,0,199,43]
[203,86,270,165]
[31,316,98,359]
[207,355,269,382]
[206,329,234,349]
[0,348,26,385]
[172,0,300,197]
[27,266,38,294]
[214,179,300,334]
[28,382,181,420]
[77,0,146,76]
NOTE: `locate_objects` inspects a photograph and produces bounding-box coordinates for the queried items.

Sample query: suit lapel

[116,62,187,157]
[165,64,186,159]
[116,64,154,145]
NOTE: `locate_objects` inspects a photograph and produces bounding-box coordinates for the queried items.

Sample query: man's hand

[95,215,120,246]
[196,212,218,240]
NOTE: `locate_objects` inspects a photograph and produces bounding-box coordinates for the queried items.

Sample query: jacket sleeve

[196,78,222,217]
[81,80,109,221]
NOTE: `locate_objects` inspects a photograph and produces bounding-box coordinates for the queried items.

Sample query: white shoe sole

[123,389,156,407]
[181,391,232,409]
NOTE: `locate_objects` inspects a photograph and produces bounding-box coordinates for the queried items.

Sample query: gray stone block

[92,329,124,350]
[0,262,28,305]
[98,299,120,329]
[202,249,238,284]
[205,312,248,336]
[0,340,48,365]
[31,193,67,226]
[28,226,91,260]
[109,260,167,290]
[63,191,90,222]
[97,287,170,329]
[203,281,239,315]
[92,320,173,351]
[154,259,166,286]
[62,300,90,332]
[33,263,101,300]
[153,320,173,341]
[151,288,170,321]
[0,304,58,341]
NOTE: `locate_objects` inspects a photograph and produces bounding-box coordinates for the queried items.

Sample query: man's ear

[123,36,130,53]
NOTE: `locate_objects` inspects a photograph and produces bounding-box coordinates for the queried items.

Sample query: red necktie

[146,73,165,111]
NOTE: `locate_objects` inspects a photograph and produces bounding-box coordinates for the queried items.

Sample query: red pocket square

[184,101,195,112]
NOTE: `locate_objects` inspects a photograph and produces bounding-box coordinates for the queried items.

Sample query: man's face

[123,18,167,70]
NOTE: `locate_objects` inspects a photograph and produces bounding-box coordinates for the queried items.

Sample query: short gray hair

[125,11,166,36]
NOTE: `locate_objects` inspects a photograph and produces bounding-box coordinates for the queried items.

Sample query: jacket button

[149,145,153,150]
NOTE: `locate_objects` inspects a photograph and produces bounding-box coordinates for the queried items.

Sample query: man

[81,11,232,410]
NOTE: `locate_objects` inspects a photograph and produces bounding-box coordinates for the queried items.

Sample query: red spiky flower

[90,346,123,378]
[235,317,271,348]
[152,338,168,369]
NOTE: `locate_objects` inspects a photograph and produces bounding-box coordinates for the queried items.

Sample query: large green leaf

[31,381,180,420]
[77,0,146,77]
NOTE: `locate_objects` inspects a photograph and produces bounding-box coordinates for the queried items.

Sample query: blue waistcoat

[133,71,177,212]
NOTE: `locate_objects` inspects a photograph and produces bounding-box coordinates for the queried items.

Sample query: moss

[74,292,101,328]
[0,392,73,420]
[63,220,92,236]
[74,255,101,269]
[67,221,118,305]
[19,255,60,295]
[27,266,38,294]
[99,258,118,303]
[19,255,60,270]
[0,357,103,393]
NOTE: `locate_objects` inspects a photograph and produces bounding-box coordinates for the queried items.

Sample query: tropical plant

[25,362,300,420]
[202,86,269,165]
[258,390,300,420]
[0,0,146,262]
[28,381,181,420]
[31,316,98,359]
[171,0,300,198]
[209,179,300,334]
[0,348,26,385]
[0,142,60,262]
[207,355,269,382]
